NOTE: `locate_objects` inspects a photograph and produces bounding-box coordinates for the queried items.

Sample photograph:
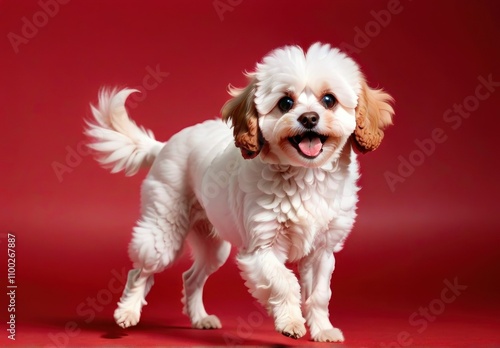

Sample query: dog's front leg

[237,249,306,339]
[298,249,344,342]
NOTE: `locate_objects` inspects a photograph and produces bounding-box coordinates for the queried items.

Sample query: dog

[85,42,394,342]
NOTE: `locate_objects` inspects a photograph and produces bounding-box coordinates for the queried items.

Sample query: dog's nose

[297,112,319,129]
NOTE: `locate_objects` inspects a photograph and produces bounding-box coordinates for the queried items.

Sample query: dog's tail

[84,88,165,176]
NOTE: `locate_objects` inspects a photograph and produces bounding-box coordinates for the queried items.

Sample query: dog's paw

[114,307,140,328]
[193,315,222,329]
[279,320,307,339]
[311,327,344,342]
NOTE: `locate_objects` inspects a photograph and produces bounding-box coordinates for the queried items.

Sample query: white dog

[85,42,393,342]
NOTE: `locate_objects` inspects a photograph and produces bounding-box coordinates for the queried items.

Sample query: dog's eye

[321,94,337,109]
[278,96,294,113]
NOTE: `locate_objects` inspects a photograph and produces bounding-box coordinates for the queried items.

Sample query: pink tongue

[298,136,322,157]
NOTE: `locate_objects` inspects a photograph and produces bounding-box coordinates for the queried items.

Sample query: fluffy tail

[85,88,165,176]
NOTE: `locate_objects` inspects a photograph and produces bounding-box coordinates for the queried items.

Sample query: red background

[1,0,499,346]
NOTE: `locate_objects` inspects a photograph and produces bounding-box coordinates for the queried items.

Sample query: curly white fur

[86,43,393,343]
[85,88,164,176]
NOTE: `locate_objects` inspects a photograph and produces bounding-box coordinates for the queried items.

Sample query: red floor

[5,249,500,347]
[10,306,500,347]
[3,225,499,347]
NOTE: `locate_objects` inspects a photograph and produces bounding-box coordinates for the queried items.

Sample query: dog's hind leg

[114,177,190,328]
[181,215,231,329]
[114,268,154,328]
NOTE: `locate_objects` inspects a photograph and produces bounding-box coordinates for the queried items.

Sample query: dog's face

[254,44,361,167]
[222,43,394,166]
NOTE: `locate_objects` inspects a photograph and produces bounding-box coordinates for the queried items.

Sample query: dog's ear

[352,79,394,153]
[221,77,263,159]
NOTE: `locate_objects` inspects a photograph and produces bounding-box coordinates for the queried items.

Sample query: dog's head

[222,43,394,167]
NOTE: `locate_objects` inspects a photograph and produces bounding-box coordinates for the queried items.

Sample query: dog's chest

[250,164,347,260]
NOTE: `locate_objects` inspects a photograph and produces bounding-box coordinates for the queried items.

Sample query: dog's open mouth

[288,132,328,159]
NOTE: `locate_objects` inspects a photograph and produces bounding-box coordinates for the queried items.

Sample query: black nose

[297,112,319,129]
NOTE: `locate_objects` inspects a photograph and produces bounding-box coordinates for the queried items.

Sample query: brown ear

[221,77,264,159]
[352,79,395,154]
